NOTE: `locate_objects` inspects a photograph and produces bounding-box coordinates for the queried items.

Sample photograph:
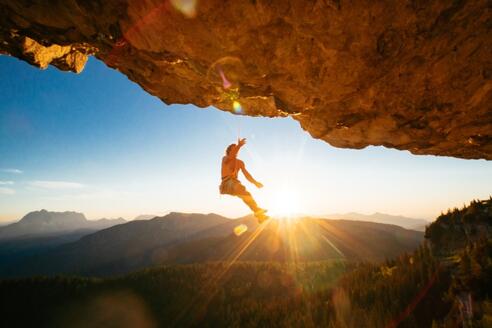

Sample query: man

[220,138,269,223]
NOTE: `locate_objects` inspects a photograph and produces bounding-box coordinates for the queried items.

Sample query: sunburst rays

[170,218,272,326]
[315,219,374,259]
[169,217,354,326]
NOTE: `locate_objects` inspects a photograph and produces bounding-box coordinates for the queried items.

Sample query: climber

[220,138,269,223]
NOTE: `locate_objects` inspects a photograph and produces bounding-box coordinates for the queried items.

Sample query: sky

[0,55,491,222]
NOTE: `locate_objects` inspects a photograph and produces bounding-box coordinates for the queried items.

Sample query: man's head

[226,144,237,157]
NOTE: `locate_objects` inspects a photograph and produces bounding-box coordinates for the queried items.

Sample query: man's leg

[237,190,260,213]
[235,184,269,223]
[232,180,265,215]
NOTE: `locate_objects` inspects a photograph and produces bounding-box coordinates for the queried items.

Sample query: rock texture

[0,0,491,159]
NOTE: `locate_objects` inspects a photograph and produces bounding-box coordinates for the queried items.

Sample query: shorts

[219,177,248,196]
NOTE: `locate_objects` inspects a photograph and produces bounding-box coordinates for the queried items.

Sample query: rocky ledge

[0,0,491,159]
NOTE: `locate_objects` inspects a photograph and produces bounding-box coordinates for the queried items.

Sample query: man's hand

[238,138,246,147]
[254,181,264,189]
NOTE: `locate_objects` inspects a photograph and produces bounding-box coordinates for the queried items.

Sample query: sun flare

[262,188,303,219]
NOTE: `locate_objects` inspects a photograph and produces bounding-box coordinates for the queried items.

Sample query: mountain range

[325,212,429,231]
[0,211,424,277]
[133,214,159,220]
[1,199,490,327]
[0,209,126,240]
[0,210,127,268]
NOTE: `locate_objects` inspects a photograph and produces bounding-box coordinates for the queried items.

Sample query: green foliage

[333,243,451,328]
[0,255,452,328]
[428,199,492,327]
[0,261,347,328]
[425,198,492,255]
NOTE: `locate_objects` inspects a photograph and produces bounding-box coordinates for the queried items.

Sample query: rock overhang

[0,0,490,159]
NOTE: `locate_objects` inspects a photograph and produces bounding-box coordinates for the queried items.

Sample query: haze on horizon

[1,56,491,223]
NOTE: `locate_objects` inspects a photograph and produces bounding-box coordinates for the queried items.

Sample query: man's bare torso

[222,156,242,179]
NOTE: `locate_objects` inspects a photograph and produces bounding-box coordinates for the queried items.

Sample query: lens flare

[217,66,232,89]
[233,224,248,236]
[170,0,198,18]
[207,56,245,92]
[207,57,249,116]
[233,101,242,114]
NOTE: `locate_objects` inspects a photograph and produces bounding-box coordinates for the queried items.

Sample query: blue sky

[0,55,491,222]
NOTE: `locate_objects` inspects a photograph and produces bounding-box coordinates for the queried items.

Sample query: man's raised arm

[229,138,246,158]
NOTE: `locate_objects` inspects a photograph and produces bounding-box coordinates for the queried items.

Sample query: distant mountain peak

[20,210,87,223]
[372,212,385,216]
[325,212,429,231]
[96,217,126,222]
[0,210,127,240]
[133,214,157,221]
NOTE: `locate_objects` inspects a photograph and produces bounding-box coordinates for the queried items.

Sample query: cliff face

[1,0,491,159]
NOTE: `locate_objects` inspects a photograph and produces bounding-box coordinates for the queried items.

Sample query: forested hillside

[0,259,443,328]
[0,199,490,327]
[425,198,492,327]
[426,198,492,254]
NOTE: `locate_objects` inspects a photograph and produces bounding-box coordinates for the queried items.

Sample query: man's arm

[239,161,263,188]
[228,138,246,158]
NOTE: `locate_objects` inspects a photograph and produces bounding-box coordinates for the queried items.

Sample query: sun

[263,188,303,219]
